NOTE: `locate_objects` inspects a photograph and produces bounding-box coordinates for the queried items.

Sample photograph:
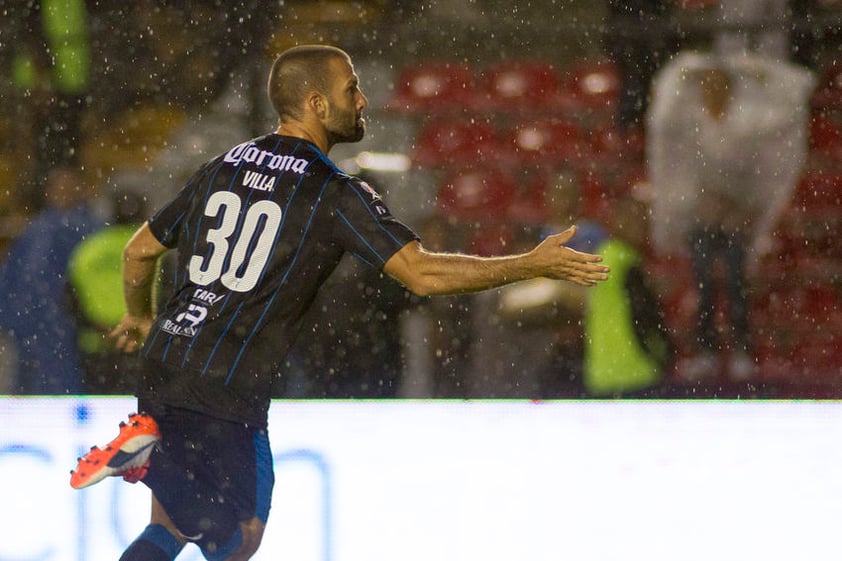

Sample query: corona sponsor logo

[224,142,310,174]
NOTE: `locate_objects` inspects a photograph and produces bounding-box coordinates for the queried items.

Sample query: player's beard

[325,108,365,145]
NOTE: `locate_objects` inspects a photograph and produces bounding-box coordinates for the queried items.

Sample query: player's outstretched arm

[383,226,609,297]
[110,222,169,353]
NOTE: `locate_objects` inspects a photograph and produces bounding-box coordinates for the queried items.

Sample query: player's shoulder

[331,172,383,202]
[328,173,395,221]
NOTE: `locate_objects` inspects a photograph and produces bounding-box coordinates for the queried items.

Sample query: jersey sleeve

[332,176,419,268]
[146,166,208,247]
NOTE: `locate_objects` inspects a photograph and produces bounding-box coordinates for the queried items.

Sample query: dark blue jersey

[139,134,418,426]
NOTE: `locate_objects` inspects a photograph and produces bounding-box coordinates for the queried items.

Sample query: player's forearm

[121,222,168,319]
[122,253,158,318]
[384,234,609,296]
[407,251,538,296]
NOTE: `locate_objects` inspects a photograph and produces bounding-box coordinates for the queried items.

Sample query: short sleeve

[147,169,205,248]
[331,177,419,268]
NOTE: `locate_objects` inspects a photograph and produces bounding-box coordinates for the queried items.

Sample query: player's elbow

[381,267,434,297]
[400,275,439,298]
[383,241,459,297]
[123,243,157,266]
[383,242,428,296]
[123,223,167,264]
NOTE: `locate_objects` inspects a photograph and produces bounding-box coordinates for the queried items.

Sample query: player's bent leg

[142,469,256,561]
[119,524,184,561]
[136,405,273,561]
[217,517,266,561]
[151,494,189,546]
[119,495,186,561]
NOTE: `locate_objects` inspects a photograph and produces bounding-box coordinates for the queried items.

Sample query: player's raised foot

[70,412,161,490]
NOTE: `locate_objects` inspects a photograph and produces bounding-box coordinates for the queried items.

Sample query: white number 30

[188,191,282,292]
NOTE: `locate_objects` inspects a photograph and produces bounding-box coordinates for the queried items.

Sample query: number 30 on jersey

[188,191,282,292]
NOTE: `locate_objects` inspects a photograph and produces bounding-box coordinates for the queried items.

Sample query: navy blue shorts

[138,400,274,549]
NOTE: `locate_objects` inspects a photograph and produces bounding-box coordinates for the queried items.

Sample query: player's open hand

[532,226,610,287]
[109,315,154,353]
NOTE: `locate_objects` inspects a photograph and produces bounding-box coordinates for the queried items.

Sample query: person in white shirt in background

[647,51,814,382]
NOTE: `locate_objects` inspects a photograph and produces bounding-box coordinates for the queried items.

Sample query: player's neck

[276,121,330,154]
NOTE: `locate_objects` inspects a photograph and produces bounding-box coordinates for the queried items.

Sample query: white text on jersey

[224,142,310,174]
[243,170,275,192]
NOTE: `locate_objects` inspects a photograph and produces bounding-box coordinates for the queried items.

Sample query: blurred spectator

[647,52,814,382]
[67,189,148,394]
[86,1,273,117]
[425,293,476,398]
[495,170,607,398]
[280,174,420,399]
[583,190,673,397]
[468,228,556,399]
[789,0,822,69]
[714,0,791,60]
[408,213,475,398]
[280,254,418,399]
[603,0,676,131]
[0,167,104,394]
[0,333,17,394]
[538,169,608,254]
[11,0,90,208]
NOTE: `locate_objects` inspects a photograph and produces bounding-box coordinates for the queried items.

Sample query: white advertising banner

[1,398,841,561]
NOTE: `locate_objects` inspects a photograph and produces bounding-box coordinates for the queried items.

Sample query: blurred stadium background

[3,3,842,560]
[1,0,842,398]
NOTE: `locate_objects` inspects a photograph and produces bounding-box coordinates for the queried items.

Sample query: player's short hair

[267,45,351,122]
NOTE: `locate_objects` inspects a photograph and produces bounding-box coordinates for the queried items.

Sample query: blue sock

[202,526,243,561]
[120,524,183,561]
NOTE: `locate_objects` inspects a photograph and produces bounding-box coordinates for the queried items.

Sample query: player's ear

[308,92,327,119]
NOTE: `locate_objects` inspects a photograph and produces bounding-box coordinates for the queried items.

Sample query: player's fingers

[114,332,128,351]
[569,276,595,287]
[568,262,609,285]
[111,327,137,352]
[108,325,123,341]
[574,261,610,278]
[562,246,605,264]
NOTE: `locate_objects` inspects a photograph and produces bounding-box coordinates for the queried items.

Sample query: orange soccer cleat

[70,412,161,489]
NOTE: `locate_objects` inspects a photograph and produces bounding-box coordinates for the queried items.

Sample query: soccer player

[70,45,609,561]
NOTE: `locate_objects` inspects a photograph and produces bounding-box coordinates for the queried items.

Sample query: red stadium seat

[476,59,573,113]
[753,284,842,332]
[505,171,553,224]
[505,117,589,167]
[436,166,516,222]
[466,222,515,256]
[757,333,842,386]
[386,61,478,113]
[412,119,506,169]
[791,171,842,213]
[646,255,698,355]
[772,172,842,259]
[587,123,646,167]
[809,113,842,160]
[577,170,611,220]
[674,0,720,9]
[558,60,621,121]
[811,62,842,110]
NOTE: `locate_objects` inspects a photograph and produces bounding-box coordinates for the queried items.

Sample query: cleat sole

[69,413,161,490]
